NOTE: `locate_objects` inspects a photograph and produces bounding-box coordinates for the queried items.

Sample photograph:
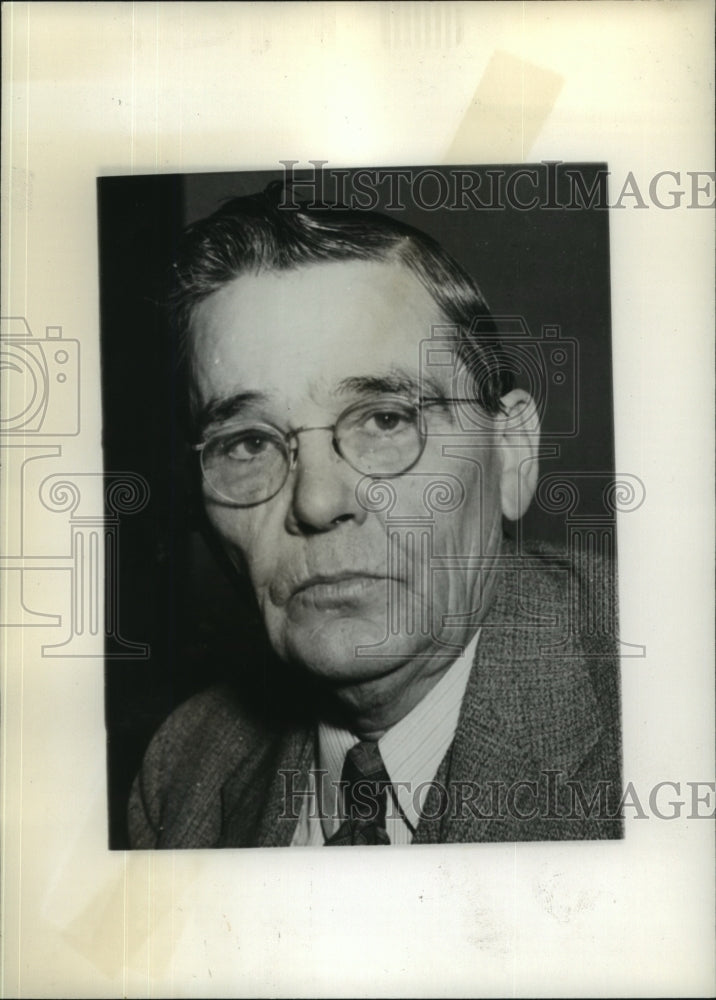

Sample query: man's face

[190,260,506,692]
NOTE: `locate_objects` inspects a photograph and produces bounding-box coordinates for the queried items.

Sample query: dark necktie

[325,740,392,846]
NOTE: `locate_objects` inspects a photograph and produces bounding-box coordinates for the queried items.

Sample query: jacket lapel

[413,691,534,844]
[219,725,314,848]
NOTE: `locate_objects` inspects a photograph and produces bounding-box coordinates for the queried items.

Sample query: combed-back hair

[169,180,514,420]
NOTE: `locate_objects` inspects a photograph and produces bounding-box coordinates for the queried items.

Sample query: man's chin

[278,616,406,685]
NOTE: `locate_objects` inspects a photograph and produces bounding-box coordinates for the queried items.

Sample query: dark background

[99,164,614,848]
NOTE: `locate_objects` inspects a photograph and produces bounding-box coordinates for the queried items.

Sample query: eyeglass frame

[192,394,484,508]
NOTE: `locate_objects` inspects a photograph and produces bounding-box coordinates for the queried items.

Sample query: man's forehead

[190,259,452,403]
[193,259,445,337]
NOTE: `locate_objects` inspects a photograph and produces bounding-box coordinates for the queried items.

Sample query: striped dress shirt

[291,632,479,846]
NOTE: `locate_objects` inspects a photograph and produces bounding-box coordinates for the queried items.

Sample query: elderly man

[128,182,622,847]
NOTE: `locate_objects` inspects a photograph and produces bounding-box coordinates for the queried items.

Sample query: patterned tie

[325,740,392,846]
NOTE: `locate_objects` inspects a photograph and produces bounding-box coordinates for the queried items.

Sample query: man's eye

[366,409,414,434]
[222,431,277,461]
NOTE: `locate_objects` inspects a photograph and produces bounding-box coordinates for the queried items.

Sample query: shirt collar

[316,631,480,834]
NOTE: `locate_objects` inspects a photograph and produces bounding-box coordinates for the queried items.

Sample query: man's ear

[496,389,541,521]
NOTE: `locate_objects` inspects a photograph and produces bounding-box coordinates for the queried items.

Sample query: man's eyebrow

[336,370,447,399]
[195,370,454,437]
[195,391,266,438]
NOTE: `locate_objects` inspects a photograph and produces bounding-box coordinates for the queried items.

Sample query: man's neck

[326,633,479,739]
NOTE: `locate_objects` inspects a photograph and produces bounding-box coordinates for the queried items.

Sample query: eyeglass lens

[200,398,425,505]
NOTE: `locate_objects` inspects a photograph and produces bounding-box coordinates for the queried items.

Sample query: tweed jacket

[128,543,623,847]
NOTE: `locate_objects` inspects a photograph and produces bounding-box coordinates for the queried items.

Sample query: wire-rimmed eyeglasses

[193,395,479,507]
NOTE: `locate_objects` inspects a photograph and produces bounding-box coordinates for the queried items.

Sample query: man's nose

[285,430,368,534]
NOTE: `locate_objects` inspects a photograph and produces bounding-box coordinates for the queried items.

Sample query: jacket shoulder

[128,684,269,848]
[477,539,621,773]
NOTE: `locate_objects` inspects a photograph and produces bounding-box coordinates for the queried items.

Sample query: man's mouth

[290,572,390,609]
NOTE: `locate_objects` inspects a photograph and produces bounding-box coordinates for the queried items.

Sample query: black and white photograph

[100,164,623,851]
